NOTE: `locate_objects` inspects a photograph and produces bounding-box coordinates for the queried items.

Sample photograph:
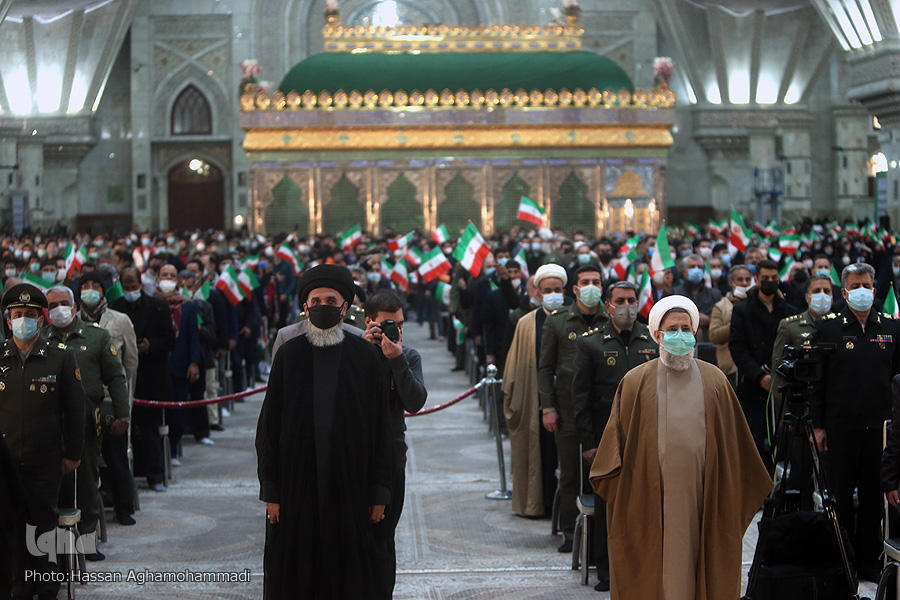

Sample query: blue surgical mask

[687,267,704,284]
[531,243,542,252]
[123,290,142,303]
[498,257,509,266]
[808,292,832,316]
[81,289,102,308]
[747,264,757,274]
[663,330,696,356]
[41,272,56,284]
[578,284,603,307]
[484,267,496,278]
[11,317,39,341]
[542,292,564,311]
[846,287,874,312]
[578,254,592,265]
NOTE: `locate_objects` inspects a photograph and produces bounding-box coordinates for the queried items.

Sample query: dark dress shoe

[557,539,573,553]
[210,423,225,431]
[594,579,610,592]
[85,550,105,561]
[117,513,136,526]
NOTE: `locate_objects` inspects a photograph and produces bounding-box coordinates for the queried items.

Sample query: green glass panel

[381,173,423,234]
[439,172,480,237]
[324,174,365,235]
[265,175,306,235]
[496,172,530,233]
[553,171,593,236]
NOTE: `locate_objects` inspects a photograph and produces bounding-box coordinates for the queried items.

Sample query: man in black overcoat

[256,264,392,600]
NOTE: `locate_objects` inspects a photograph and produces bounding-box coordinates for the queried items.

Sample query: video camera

[774,343,835,386]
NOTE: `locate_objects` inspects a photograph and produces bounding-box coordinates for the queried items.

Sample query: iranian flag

[388,231,415,252]
[64,243,87,277]
[418,247,452,283]
[614,235,640,280]
[238,266,260,296]
[517,196,545,226]
[106,281,124,303]
[829,264,842,287]
[23,272,51,291]
[432,225,450,244]
[763,221,780,238]
[276,243,302,274]
[194,280,210,301]
[404,246,424,268]
[242,254,260,269]
[845,222,860,236]
[513,247,530,278]
[390,258,409,292]
[768,247,783,263]
[452,222,491,277]
[730,208,751,252]
[650,224,676,275]
[380,257,393,279]
[886,284,899,319]
[779,234,801,256]
[436,281,452,305]
[339,224,363,251]
[826,220,841,235]
[685,222,699,237]
[779,256,795,282]
[215,264,245,305]
[637,269,654,318]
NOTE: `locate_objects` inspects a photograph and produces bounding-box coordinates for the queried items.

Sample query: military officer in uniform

[811,263,900,582]
[0,283,86,600]
[572,281,658,591]
[538,264,607,553]
[44,285,128,562]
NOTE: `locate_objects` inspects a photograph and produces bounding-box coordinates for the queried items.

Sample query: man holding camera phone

[363,290,428,598]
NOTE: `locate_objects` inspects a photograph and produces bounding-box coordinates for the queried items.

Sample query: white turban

[648,294,700,335]
[534,264,568,287]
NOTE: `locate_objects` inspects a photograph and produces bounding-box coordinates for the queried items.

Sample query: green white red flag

[404,245,424,268]
[432,225,450,244]
[886,284,899,319]
[517,196,545,226]
[390,258,409,292]
[23,272,51,291]
[779,234,801,256]
[637,269,654,318]
[215,264,245,305]
[64,243,87,277]
[513,247,529,278]
[729,208,751,252]
[418,247,452,283]
[338,224,362,252]
[779,256,795,282]
[436,281,451,305]
[238,266,260,296]
[380,258,393,279]
[276,243,302,275]
[650,224,676,275]
[388,231,415,252]
[829,264,841,287]
[452,222,491,277]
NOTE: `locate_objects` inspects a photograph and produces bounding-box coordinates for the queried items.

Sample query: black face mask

[307,304,344,329]
[759,280,779,297]
[598,252,612,263]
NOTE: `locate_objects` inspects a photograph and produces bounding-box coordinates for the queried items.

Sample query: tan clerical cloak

[502,310,544,516]
[590,359,772,600]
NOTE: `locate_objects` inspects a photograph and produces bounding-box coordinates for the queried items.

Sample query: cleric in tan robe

[589,295,772,600]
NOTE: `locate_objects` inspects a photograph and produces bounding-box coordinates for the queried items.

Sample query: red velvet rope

[133,384,482,416]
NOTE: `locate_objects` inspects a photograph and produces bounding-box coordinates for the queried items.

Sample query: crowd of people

[1,216,900,598]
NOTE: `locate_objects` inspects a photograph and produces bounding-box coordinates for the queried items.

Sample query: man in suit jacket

[110,268,176,492]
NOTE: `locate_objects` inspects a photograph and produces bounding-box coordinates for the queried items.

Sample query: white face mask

[49,305,75,328]
[158,280,177,294]
[699,247,712,259]
[652,271,665,285]
[733,285,750,299]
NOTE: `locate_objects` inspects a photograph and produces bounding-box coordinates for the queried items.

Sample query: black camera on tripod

[773,343,835,414]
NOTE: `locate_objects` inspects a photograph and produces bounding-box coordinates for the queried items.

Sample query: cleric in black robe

[256,264,393,600]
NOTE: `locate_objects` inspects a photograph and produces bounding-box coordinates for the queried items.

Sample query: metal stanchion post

[484,364,511,500]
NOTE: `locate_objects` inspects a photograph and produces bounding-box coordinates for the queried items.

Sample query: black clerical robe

[256,333,392,600]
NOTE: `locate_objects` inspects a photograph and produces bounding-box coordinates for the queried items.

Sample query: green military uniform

[537,301,607,543]
[44,317,128,538]
[571,317,658,585]
[0,284,86,599]
[295,304,367,329]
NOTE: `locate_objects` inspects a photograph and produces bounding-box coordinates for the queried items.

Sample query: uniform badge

[846,341,855,350]
[568,332,577,341]
[110,344,117,356]
[607,357,616,366]
[29,384,35,391]
[0,381,6,391]
[18,291,30,304]
[80,346,87,351]
[40,384,47,394]
[75,368,81,381]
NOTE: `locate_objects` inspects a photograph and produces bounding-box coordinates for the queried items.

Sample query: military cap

[2,283,48,310]
[297,264,354,304]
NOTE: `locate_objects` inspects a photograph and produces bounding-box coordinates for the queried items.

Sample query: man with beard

[256,264,392,600]
[590,295,771,600]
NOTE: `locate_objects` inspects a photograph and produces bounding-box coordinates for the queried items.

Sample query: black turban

[297,264,354,305]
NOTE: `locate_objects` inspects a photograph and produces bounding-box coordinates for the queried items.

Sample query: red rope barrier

[133,383,482,415]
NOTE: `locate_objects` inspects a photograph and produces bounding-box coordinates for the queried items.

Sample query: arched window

[171,85,212,135]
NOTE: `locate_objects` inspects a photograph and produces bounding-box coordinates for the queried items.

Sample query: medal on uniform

[846,341,854,350]
[607,357,616,366]
[40,384,47,393]
[0,381,6,390]
[568,332,577,341]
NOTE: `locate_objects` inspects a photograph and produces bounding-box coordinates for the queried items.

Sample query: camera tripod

[742,387,861,600]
